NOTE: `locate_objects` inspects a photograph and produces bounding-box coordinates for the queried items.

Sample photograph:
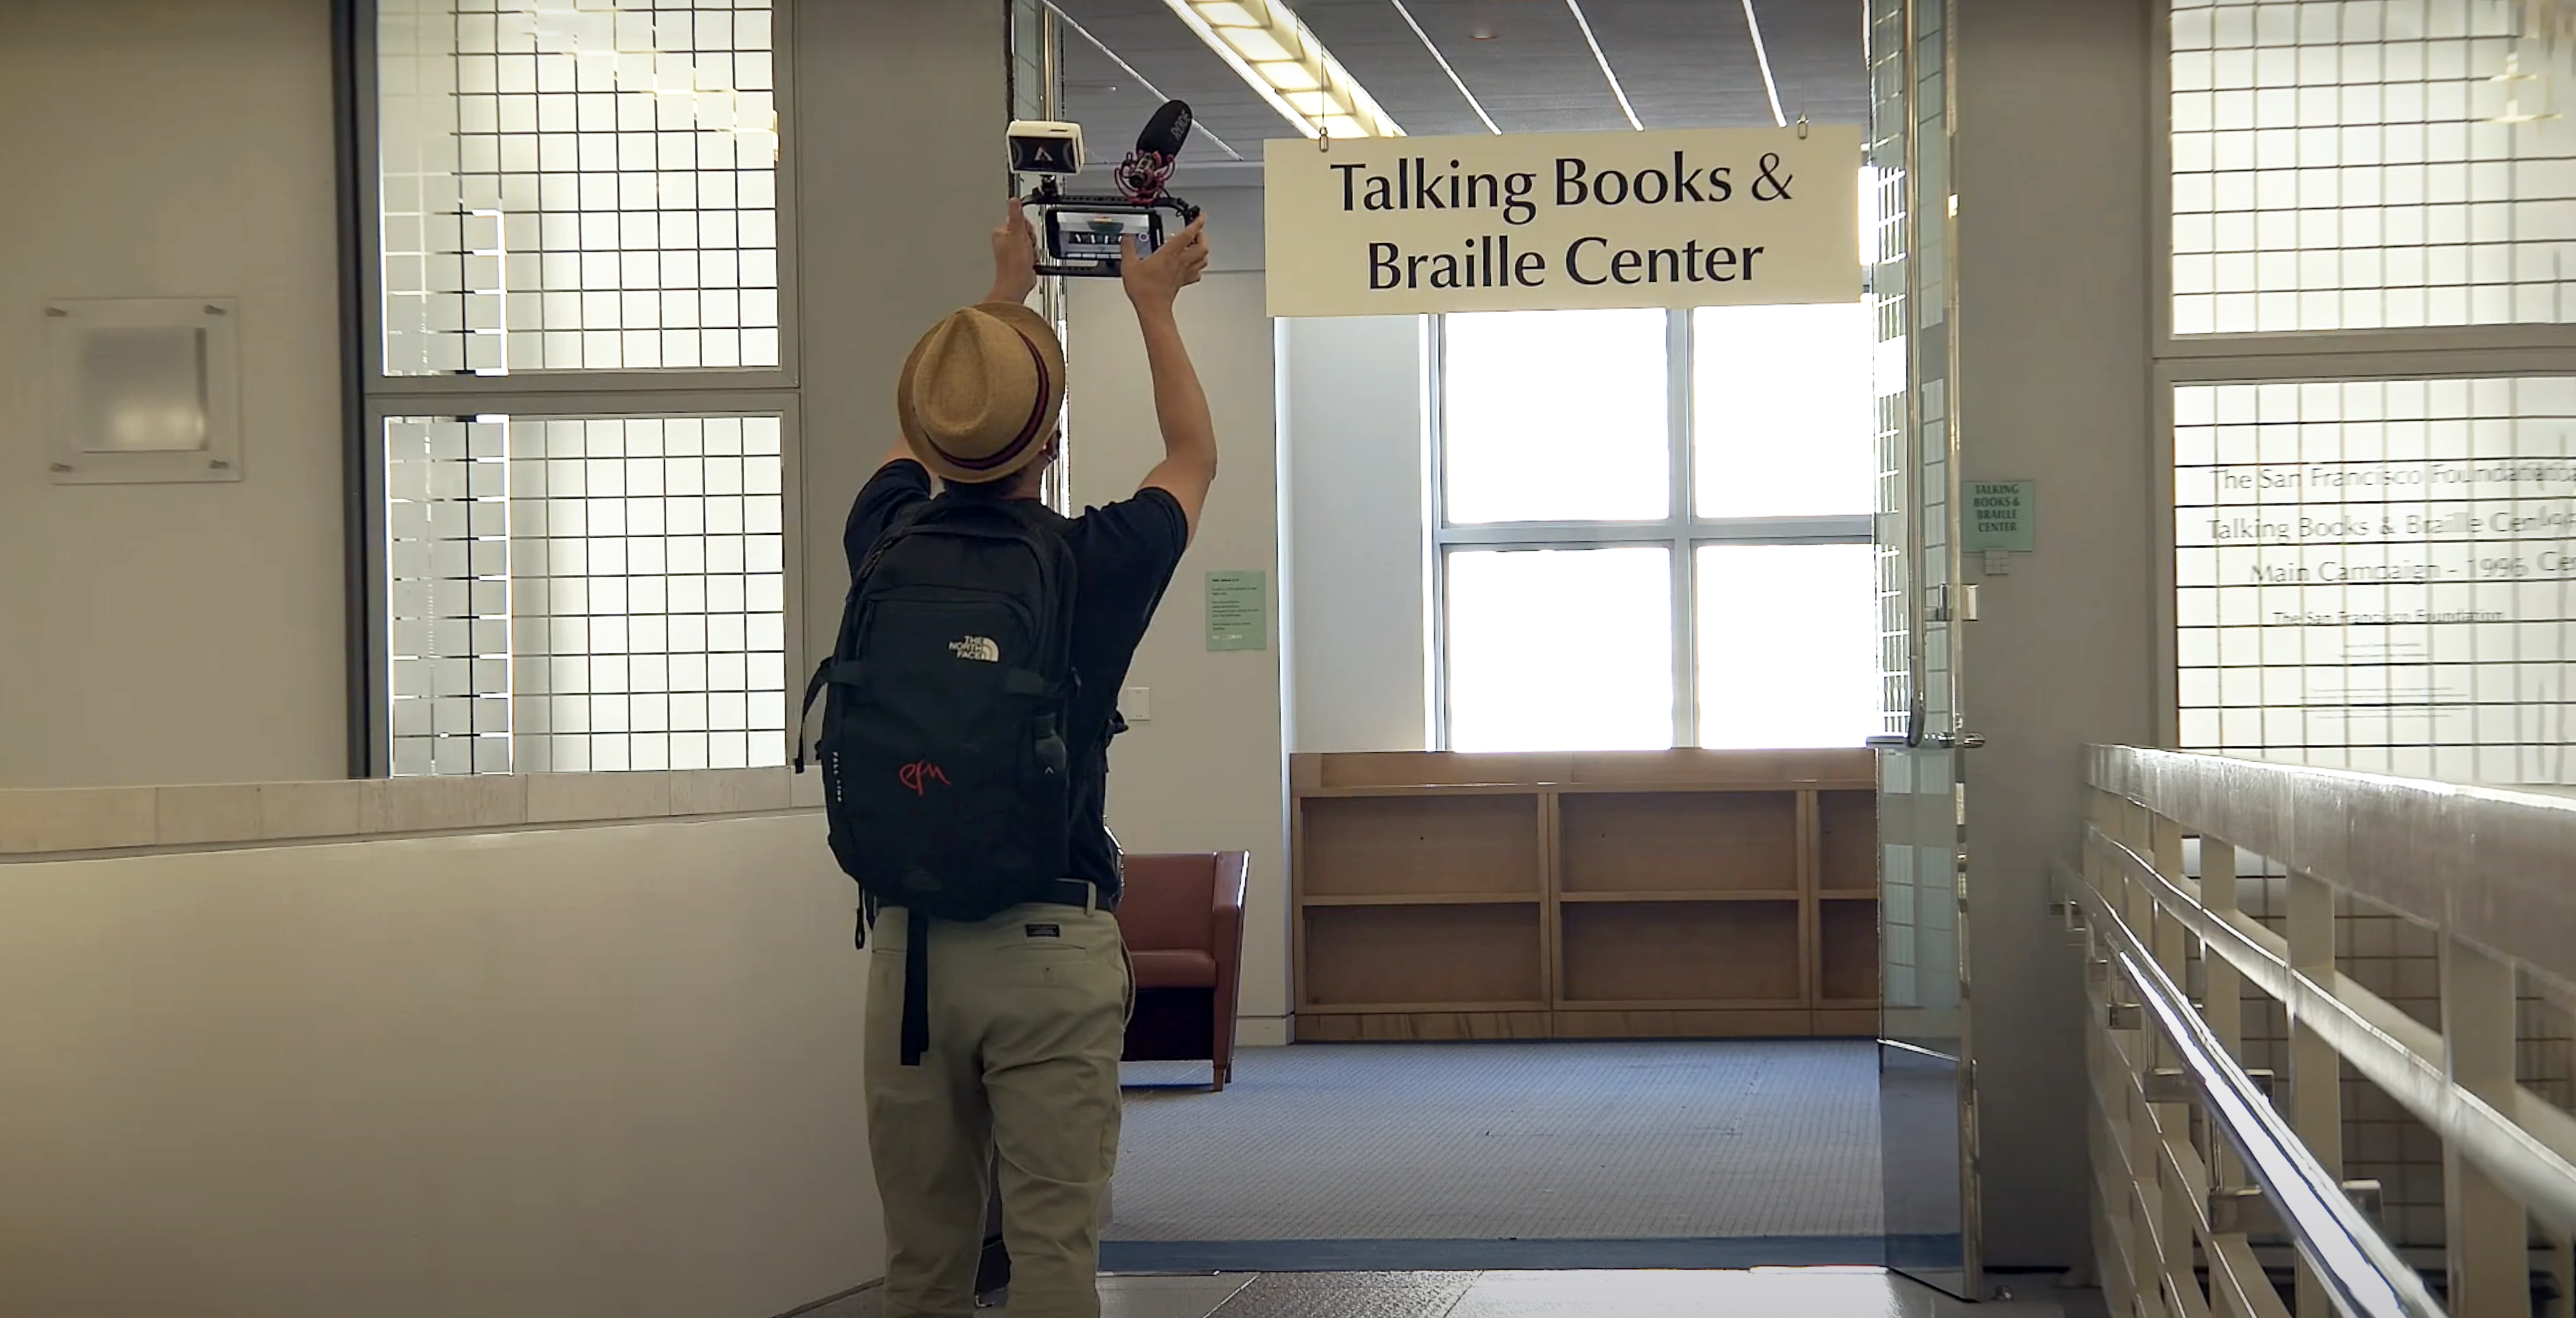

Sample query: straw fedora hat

[897,301,1068,486]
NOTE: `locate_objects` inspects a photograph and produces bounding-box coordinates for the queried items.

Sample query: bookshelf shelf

[1291,750,1880,1041]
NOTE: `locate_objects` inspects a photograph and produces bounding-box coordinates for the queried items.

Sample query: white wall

[0,813,879,1318]
[1282,315,1432,753]
[0,0,347,788]
[1952,0,2157,1267]
[1064,269,1291,1038]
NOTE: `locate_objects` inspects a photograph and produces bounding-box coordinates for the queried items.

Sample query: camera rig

[1012,101,1201,279]
[1020,179,1201,279]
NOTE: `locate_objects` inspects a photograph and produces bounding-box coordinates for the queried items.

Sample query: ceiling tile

[1056,0,1866,162]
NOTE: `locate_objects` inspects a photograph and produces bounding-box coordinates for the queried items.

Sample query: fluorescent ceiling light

[1220,27,1295,63]
[1163,0,1403,139]
[1252,59,1320,92]
[1198,1,1263,25]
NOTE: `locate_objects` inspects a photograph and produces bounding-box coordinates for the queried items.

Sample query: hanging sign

[1262,124,1862,318]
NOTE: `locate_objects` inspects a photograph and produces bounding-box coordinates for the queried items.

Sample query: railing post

[2200,836,2244,1188]
[2549,1224,2573,1318]
[2149,813,2202,1309]
[2079,793,2140,1317]
[2124,801,2155,932]
[2122,969,2165,1310]
[2091,788,2133,910]
[2442,935,2527,1318]
[2286,869,2340,1318]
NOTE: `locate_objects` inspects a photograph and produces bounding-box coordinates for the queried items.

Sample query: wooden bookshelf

[1291,749,1880,1042]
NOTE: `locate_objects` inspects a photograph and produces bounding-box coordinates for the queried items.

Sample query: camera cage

[1020,175,1201,279]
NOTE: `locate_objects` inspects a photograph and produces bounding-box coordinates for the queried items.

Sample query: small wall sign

[1206,570,1267,652]
[1962,480,2034,554]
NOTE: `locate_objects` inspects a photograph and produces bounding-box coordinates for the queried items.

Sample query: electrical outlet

[1121,686,1152,722]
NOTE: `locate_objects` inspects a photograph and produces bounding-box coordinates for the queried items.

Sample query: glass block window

[2169,0,2576,334]
[386,413,788,775]
[2174,377,2576,784]
[377,0,781,375]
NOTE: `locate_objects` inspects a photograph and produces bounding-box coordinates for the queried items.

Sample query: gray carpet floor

[1108,1040,1882,1242]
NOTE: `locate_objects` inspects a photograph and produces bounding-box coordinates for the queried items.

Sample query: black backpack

[796,494,1081,1065]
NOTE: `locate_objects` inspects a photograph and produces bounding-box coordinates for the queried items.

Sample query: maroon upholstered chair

[1113,851,1250,1091]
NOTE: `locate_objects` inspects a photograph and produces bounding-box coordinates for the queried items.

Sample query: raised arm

[1120,216,1216,543]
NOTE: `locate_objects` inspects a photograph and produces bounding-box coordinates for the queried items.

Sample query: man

[844,199,1216,1318]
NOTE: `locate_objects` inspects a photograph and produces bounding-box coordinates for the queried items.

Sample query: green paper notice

[1206,570,1267,651]
[1963,480,2035,553]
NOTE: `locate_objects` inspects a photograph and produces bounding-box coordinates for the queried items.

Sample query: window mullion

[1669,307,1697,749]
[1428,313,1452,752]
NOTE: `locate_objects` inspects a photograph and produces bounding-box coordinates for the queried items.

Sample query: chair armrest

[1211,851,1248,970]
[1210,851,1250,1075]
[1211,850,1249,920]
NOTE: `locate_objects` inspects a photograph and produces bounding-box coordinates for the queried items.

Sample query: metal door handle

[1863,701,1929,750]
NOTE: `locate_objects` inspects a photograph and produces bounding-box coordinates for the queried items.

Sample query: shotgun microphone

[1116,100,1194,204]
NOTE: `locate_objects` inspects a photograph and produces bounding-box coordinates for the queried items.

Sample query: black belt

[871,881,1118,1068]
[1042,877,1118,913]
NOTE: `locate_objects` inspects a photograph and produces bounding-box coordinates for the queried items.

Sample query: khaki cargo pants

[866,900,1131,1318]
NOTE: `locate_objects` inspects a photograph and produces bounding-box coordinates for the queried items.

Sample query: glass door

[1866,0,1979,1298]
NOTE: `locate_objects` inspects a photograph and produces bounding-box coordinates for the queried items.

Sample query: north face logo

[948,636,1001,663]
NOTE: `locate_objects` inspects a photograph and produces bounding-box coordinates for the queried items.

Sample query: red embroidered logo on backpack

[899,761,950,796]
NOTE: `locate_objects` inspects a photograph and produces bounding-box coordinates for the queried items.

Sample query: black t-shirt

[842,459,1188,899]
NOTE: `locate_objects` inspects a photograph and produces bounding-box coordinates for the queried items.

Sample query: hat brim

[896,301,1069,485]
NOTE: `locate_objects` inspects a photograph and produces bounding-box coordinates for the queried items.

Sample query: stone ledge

[0,768,818,858]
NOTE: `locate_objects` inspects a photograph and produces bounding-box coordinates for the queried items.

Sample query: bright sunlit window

[1443,308,1669,524]
[1693,303,1875,520]
[1446,547,1674,752]
[1695,543,1880,749]
[1438,305,1878,752]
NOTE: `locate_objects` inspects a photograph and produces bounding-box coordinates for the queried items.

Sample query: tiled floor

[814,1268,2109,1317]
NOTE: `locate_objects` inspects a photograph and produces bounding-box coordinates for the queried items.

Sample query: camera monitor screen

[1045,208,1164,266]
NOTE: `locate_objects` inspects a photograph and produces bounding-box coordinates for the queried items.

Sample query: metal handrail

[2064,864,2447,1318]
[2090,746,2576,993]
[2085,823,2576,1236]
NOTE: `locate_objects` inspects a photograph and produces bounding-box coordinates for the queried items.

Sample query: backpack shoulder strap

[991,500,1081,676]
[795,497,940,768]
